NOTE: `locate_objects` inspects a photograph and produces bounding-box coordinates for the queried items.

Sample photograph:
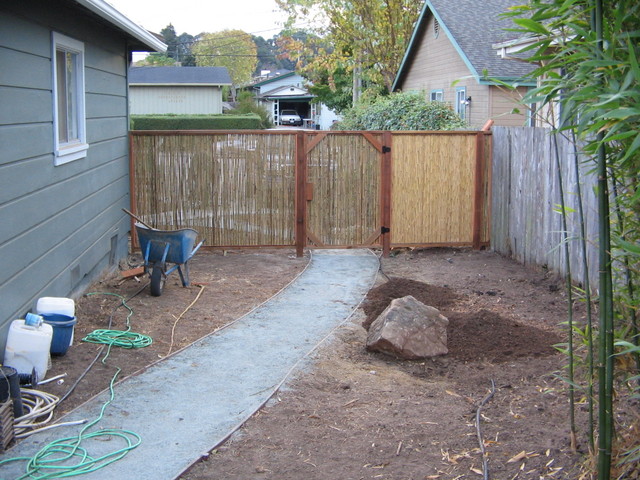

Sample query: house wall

[489,86,531,127]
[397,14,528,129]
[129,86,224,115]
[258,74,304,95]
[317,104,339,130]
[0,2,133,352]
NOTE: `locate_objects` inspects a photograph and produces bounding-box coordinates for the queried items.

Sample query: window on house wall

[528,102,536,127]
[430,90,444,102]
[52,32,88,166]
[455,87,467,120]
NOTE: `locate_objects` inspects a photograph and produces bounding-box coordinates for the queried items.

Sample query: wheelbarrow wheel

[150,264,165,297]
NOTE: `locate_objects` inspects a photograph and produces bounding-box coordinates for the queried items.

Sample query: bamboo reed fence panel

[391,133,478,245]
[132,133,296,246]
[491,127,599,287]
[306,133,381,246]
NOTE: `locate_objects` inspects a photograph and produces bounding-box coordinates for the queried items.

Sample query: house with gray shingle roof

[129,66,232,115]
[392,0,536,128]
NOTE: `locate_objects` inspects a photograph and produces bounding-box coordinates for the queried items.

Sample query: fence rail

[130,130,492,256]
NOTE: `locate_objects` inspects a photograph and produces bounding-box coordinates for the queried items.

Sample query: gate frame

[295,131,392,258]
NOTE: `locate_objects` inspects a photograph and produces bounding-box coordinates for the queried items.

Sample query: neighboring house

[0,0,165,353]
[392,0,536,129]
[494,35,560,128]
[129,66,232,115]
[252,70,339,130]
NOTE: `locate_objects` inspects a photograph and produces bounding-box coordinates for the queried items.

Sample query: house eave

[261,95,315,101]
[392,2,429,91]
[493,36,539,58]
[253,71,297,87]
[130,83,233,87]
[73,0,166,52]
[493,32,568,58]
[478,77,536,87]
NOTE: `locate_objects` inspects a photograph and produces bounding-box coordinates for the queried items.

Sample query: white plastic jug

[3,319,53,382]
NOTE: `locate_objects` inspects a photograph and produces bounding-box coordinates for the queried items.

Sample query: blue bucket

[42,314,77,356]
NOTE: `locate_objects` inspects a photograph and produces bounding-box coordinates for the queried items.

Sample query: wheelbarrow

[135,223,204,297]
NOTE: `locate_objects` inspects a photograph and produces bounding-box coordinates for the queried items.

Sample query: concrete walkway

[0,249,379,480]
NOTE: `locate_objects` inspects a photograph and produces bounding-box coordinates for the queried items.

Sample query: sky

[107,0,290,40]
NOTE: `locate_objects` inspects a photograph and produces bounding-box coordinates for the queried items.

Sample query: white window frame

[430,89,444,102]
[455,87,467,120]
[52,32,88,166]
[528,102,537,127]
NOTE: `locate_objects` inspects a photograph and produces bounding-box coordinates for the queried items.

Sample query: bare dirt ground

[38,247,593,479]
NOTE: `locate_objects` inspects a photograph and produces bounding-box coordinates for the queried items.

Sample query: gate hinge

[382,146,391,153]
[381,226,390,234]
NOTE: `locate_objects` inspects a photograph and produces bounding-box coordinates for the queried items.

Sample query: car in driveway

[279,109,303,126]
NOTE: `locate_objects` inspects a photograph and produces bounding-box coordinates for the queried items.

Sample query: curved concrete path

[0,249,379,480]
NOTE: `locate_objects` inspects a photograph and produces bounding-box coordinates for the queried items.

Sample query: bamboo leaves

[504,1,640,478]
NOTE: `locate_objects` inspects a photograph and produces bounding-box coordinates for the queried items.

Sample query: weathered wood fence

[129,130,492,256]
[491,126,599,287]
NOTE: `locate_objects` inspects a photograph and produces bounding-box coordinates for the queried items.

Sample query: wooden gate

[301,132,390,250]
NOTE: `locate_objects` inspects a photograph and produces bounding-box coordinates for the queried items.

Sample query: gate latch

[381,226,390,234]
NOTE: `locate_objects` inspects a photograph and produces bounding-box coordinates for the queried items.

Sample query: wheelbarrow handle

[123,208,154,229]
[191,240,204,258]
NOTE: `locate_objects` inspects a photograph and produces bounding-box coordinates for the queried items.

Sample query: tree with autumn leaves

[275,0,423,110]
[143,1,423,112]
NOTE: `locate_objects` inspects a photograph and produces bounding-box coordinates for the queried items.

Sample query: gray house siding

[0,2,134,352]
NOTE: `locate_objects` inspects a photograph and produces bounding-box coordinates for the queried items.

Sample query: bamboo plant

[504,1,640,478]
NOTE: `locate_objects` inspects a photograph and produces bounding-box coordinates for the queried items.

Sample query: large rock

[366,295,449,359]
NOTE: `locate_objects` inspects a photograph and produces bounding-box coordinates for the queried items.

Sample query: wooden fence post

[472,131,486,249]
[295,131,307,257]
[381,131,392,257]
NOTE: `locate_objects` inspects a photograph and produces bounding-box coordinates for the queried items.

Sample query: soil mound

[362,277,561,363]
[362,277,459,329]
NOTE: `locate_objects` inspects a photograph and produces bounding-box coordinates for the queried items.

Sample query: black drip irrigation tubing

[476,379,497,480]
[58,281,150,405]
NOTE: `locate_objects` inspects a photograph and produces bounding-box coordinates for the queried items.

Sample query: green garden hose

[0,291,151,478]
[82,291,153,359]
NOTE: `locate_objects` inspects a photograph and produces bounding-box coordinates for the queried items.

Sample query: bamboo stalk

[551,131,577,451]
[571,129,595,451]
[594,2,614,479]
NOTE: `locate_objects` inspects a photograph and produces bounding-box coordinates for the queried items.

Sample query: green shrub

[130,114,262,130]
[228,92,274,129]
[333,91,467,131]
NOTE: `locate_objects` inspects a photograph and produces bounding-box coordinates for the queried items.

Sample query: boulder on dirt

[366,295,448,359]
